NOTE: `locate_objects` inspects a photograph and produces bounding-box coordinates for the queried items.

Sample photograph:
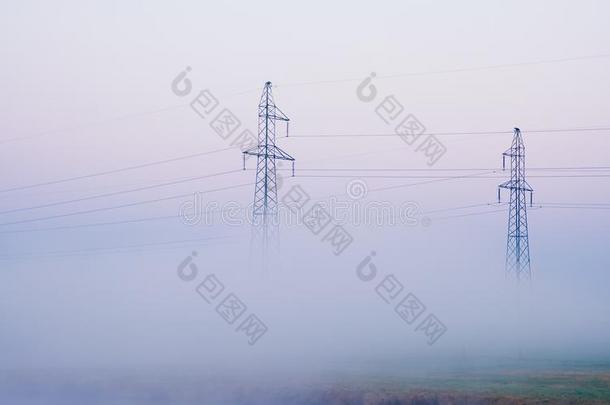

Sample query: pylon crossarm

[259,114,290,121]
[272,106,289,121]
[259,107,289,122]
[499,181,533,192]
[503,151,525,158]
[270,145,294,161]
[242,145,294,161]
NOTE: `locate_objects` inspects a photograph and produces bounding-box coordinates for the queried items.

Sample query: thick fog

[1,1,609,403]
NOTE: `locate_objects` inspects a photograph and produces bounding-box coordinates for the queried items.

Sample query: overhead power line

[0,214,180,234]
[0,182,252,227]
[293,174,610,180]
[0,169,242,215]
[0,104,189,145]
[275,166,610,172]
[0,204,252,234]
[0,147,234,194]
[0,235,242,262]
[421,203,503,215]
[430,208,507,221]
[274,53,610,89]
[5,52,609,146]
[287,126,610,138]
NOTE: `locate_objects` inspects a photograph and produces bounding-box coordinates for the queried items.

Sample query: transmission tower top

[498,127,533,204]
[243,81,295,173]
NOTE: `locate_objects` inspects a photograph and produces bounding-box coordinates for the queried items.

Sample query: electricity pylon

[498,127,533,281]
[243,81,294,261]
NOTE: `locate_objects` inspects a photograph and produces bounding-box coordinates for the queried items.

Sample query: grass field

[318,371,610,404]
[2,362,610,404]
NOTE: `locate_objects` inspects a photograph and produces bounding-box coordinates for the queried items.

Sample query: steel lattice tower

[498,128,534,281]
[243,81,294,255]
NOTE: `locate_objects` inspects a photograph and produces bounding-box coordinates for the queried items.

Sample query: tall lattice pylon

[498,128,534,281]
[243,81,294,258]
